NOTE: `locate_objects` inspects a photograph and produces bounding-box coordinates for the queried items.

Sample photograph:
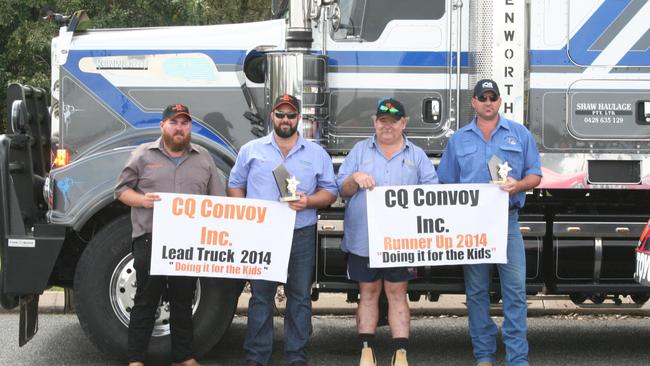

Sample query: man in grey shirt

[115,104,222,366]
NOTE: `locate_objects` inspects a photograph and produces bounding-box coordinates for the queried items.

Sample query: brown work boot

[171,358,201,366]
[128,363,144,366]
[391,349,408,366]
[359,345,377,366]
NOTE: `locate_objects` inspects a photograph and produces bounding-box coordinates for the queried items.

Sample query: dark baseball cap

[473,79,500,97]
[163,104,191,121]
[272,94,301,111]
[376,98,405,119]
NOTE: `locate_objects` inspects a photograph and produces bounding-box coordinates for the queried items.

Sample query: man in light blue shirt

[437,79,542,366]
[228,94,337,366]
[337,98,438,366]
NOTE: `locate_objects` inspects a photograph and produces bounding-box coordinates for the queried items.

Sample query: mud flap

[19,294,39,346]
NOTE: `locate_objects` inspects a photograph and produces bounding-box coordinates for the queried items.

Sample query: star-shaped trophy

[273,164,301,202]
[488,155,510,184]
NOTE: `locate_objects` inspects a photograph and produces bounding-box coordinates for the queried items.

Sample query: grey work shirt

[114,137,224,238]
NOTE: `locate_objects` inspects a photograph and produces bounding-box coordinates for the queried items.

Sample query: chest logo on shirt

[298,160,313,168]
[504,136,518,145]
[145,163,163,170]
[403,159,416,168]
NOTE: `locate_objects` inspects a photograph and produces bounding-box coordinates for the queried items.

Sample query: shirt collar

[468,114,510,136]
[264,131,306,151]
[370,134,410,152]
[151,137,198,154]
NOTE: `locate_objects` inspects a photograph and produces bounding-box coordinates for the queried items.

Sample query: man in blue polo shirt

[227,94,337,366]
[337,98,438,366]
[437,79,542,366]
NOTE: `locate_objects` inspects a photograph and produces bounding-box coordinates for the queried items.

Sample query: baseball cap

[272,94,301,111]
[473,79,500,97]
[163,104,191,121]
[376,98,406,119]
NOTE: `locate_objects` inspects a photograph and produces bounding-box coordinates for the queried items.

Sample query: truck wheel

[74,215,242,361]
[569,293,587,305]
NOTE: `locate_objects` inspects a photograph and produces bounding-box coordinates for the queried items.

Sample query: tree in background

[1,0,271,129]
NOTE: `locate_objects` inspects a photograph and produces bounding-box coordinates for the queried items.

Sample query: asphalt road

[1,313,650,365]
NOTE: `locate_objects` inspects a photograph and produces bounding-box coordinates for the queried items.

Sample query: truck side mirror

[422,97,441,124]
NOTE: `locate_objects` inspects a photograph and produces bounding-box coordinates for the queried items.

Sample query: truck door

[530,0,650,188]
[324,0,465,154]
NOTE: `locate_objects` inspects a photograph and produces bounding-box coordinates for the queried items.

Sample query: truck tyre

[74,215,242,361]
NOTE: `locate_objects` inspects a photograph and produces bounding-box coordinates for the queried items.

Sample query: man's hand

[288,192,308,211]
[496,176,518,194]
[352,172,376,190]
[141,192,161,208]
[497,174,542,195]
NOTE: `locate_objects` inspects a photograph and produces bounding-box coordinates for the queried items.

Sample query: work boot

[359,345,377,366]
[171,358,201,366]
[391,349,408,366]
[476,362,493,366]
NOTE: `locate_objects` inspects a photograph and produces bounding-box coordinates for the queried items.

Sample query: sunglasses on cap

[274,111,298,119]
[378,105,401,115]
[476,95,499,102]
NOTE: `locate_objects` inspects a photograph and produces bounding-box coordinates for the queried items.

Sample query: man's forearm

[117,188,145,208]
[227,187,246,198]
[517,174,542,193]
[339,175,359,198]
[307,189,337,209]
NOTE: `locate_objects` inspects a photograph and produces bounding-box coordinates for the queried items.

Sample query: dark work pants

[127,234,197,363]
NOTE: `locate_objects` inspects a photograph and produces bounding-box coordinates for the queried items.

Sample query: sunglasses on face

[378,104,401,115]
[476,95,499,102]
[274,111,298,119]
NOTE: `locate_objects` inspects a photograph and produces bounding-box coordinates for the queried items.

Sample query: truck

[2,0,650,360]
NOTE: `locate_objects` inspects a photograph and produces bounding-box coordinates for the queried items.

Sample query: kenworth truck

[2,0,650,360]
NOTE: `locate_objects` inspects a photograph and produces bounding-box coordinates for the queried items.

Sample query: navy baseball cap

[473,79,500,97]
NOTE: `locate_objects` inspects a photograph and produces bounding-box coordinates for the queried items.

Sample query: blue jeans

[464,209,528,366]
[244,225,316,366]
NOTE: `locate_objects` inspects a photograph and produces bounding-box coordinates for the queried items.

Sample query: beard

[163,131,191,152]
[274,122,298,138]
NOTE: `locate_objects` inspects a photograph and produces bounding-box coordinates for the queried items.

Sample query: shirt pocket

[498,142,524,178]
[456,142,479,174]
[180,161,210,194]
[250,154,278,186]
[139,162,167,192]
[399,160,419,185]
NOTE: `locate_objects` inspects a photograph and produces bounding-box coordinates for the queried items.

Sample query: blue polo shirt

[228,132,338,229]
[336,136,439,257]
[437,115,542,208]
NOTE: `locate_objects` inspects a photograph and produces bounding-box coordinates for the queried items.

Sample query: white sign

[366,184,508,268]
[151,193,296,283]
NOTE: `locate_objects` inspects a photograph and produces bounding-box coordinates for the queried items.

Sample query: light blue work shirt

[336,135,439,257]
[228,132,337,229]
[437,115,542,208]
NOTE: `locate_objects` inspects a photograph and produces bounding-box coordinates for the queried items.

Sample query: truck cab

[2,0,650,360]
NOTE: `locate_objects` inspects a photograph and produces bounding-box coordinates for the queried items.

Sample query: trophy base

[490,180,506,185]
[280,195,301,202]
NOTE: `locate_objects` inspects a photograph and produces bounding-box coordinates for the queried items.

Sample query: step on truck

[2,0,650,359]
